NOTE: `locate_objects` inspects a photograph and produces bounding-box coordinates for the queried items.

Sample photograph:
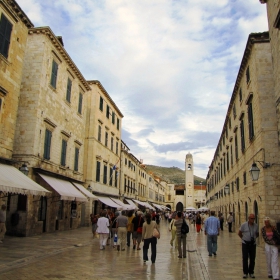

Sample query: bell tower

[185,152,194,207]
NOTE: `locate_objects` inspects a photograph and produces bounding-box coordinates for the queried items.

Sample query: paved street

[0,219,274,280]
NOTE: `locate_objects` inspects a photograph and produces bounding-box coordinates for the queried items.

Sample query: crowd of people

[90,207,280,279]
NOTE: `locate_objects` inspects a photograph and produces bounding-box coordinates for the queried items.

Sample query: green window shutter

[74,147,79,171]
[103,165,107,184]
[106,105,110,118]
[66,78,72,102]
[44,129,52,160]
[99,97,103,111]
[60,139,67,166]
[112,112,115,124]
[96,161,101,182]
[78,93,83,114]
[50,60,58,88]
[0,14,12,58]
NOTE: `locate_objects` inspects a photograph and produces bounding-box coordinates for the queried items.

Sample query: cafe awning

[133,199,154,209]
[0,163,49,196]
[96,196,122,209]
[71,182,98,200]
[110,198,135,210]
[38,174,87,202]
[125,199,139,209]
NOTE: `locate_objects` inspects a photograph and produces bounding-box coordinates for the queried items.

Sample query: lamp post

[249,163,260,181]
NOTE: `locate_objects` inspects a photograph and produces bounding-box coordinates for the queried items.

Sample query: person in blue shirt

[204,211,220,256]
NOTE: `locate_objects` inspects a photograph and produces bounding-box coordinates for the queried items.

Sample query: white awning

[110,198,135,210]
[125,199,139,209]
[0,163,49,196]
[71,182,98,200]
[39,174,87,202]
[153,203,165,211]
[97,196,122,209]
[133,199,154,209]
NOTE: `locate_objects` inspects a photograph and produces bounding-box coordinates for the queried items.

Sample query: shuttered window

[66,78,72,102]
[44,129,52,160]
[96,161,101,182]
[50,60,58,88]
[0,14,12,58]
[74,147,79,171]
[78,93,83,114]
[60,139,67,166]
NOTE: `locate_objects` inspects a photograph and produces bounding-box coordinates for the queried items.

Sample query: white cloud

[16,0,268,178]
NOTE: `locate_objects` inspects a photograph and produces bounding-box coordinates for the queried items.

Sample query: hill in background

[145,165,206,185]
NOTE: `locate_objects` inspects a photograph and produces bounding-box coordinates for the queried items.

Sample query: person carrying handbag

[142,213,159,264]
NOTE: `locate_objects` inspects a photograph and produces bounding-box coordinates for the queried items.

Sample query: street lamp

[19,163,29,176]
[224,184,230,195]
[249,163,260,181]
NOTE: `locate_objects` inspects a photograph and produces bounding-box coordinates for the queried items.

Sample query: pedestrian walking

[96,211,110,250]
[227,212,233,232]
[169,216,177,248]
[238,213,259,279]
[116,210,128,251]
[126,210,134,247]
[204,210,220,257]
[111,211,119,248]
[196,212,202,233]
[174,211,187,258]
[132,211,144,250]
[261,217,280,280]
[90,213,98,238]
[142,213,159,263]
[0,204,6,243]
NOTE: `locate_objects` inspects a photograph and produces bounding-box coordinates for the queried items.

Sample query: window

[66,78,72,102]
[106,105,110,119]
[240,117,245,152]
[233,104,236,119]
[103,165,107,184]
[98,125,101,142]
[105,132,108,147]
[226,151,229,171]
[50,60,58,88]
[74,147,79,171]
[235,133,238,160]
[111,137,114,151]
[246,66,250,84]
[78,93,83,114]
[44,129,52,160]
[112,112,115,124]
[109,168,113,186]
[60,139,67,166]
[248,100,254,140]
[115,171,118,187]
[38,196,47,221]
[117,118,120,130]
[239,88,243,102]
[99,96,103,111]
[0,14,12,58]
[243,171,247,186]
[229,117,231,129]
[17,194,27,211]
[236,177,240,192]
[96,161,101,182]
[230,145,233,166]
[116,141,119,155]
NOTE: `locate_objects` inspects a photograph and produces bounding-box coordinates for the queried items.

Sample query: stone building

[206,32,278,233]
[12,26,95,236]
[0,0,51,237]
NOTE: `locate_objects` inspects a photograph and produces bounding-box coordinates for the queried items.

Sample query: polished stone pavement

[0,220,275,279]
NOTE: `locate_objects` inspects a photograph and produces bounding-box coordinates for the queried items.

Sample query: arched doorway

[176,202,183,212]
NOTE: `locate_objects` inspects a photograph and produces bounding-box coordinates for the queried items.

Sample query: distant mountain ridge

[145,165,206,185]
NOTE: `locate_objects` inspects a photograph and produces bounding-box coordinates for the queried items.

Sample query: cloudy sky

[17,0,268,178]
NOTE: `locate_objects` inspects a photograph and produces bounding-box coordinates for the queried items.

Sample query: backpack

[181,219,189,235]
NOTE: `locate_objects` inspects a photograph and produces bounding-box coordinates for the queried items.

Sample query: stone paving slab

[0,220,277,279]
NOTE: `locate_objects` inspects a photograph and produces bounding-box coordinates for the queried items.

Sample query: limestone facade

[0,0,33,159]
[206,32,278,233]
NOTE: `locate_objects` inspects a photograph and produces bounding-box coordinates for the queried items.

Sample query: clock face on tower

[187,183,192,189]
